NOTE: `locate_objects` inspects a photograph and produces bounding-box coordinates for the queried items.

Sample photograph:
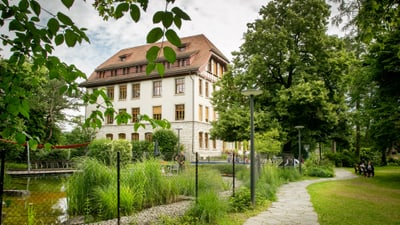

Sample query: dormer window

[178,43,188,51]
[119,55,127,61]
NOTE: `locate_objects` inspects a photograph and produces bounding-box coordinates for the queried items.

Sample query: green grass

[308,167,400,225]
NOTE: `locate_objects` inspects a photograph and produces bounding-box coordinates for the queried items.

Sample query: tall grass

[186,190,229,224]
[68,158,176,220]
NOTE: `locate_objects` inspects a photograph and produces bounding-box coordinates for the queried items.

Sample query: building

[80,34,229,161]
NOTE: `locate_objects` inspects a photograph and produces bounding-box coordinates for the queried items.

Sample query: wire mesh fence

[0,150,198,225]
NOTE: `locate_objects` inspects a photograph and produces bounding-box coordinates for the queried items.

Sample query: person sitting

[366,161,374,177]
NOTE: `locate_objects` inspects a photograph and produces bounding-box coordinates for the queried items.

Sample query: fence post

[232,152,235,197]
[0,149,5,225]
[117,151,120,225]
[195,152,198,203]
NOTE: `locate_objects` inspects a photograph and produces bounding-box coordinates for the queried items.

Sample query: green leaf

[146,27,163,43]
[57,12,74,26]
[115,2,129,19]
[28,139,38,150]
[153,11,164,24]
[18,0,29,10]
[15,132,26,144]
[55,34,64,46]
[172,7,191,20]
[163,46,176,63]
[146,62,156,74]
[162,11,173,28]
[173,16,182,29]
[165,29,181,47]
[61,0,74,9]
[146,46,160,61]
[47,18,60,35]
[65,29,77,47]
[9,20,25,31]
[156,63,165,76]
[130,4,140,22]
[30,0,41,16]
[44,143,53,150]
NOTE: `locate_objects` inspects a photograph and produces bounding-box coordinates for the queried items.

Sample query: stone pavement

[243,168,357,225]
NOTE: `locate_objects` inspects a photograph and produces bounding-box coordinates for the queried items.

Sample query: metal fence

[0,150,201,225]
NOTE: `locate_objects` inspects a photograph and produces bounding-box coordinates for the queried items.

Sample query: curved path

[243,168,357,225]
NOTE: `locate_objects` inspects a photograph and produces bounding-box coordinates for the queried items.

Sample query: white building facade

[80,34,229,161]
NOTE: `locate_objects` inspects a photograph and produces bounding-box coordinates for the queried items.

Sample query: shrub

[304,153,335,177]
[88,139,132,166]
[229,187,251,212]
[153,129,178,161]
[131,140,152,161]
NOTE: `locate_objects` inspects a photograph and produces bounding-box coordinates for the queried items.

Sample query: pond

[3,175,68,225]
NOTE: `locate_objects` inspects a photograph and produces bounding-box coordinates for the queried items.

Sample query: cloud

[2,0,343,78]
[50,0,265,77]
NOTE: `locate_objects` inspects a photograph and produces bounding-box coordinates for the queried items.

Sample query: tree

[334,0,400,164]
[213,0,351,155]
[0,0,190,147]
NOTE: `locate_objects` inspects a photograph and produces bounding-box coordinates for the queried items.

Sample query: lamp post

[242,89,262,206]
[176,128,182,156]
[295,126,304,173]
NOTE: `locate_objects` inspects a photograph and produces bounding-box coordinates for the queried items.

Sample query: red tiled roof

[80,34,229,88]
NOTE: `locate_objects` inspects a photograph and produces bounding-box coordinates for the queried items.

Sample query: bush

[153,129,178,161]
[88,139,132,166]
[229,187,251,212]
[304,153,335,177]
[131,140,152,161]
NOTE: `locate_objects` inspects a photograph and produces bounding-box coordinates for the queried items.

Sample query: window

[205,106,209,122]
[205,133,209,149]
[175,78,185,94]
[106,112,114,124]
[175,104,185,120]
[131,133,139,141]
[145,132,153,142]
[123,67,130,74]
[131,107,140,123]
[119,85,127,100]
[118,133,126,139]
[107,86,114,100]
[153,106,162,120]
[153,81,162,97]
[199,132,203,148]
[212,139,217,149]
[205,82,209,97]
[119,55,127,61]
[199,79,203,96]
[106,133,113,140]
[132,83,140,98]
[198,105,203,121]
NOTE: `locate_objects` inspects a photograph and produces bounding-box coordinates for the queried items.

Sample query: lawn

[308,167,400,225]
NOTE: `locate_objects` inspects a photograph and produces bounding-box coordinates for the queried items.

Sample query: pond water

[3,175,68,225]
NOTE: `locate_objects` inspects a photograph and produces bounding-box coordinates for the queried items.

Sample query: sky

[1,0,343,130]
[1,0,344,77]
[44,0,267,77]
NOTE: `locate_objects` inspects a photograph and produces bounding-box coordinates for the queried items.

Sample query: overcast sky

[46,0,266,77]
[1,0,343,77]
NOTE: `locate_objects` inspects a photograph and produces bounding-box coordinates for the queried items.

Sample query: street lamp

[176,128,182,156]
[242,88,262,206]
[295,126,304,173]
